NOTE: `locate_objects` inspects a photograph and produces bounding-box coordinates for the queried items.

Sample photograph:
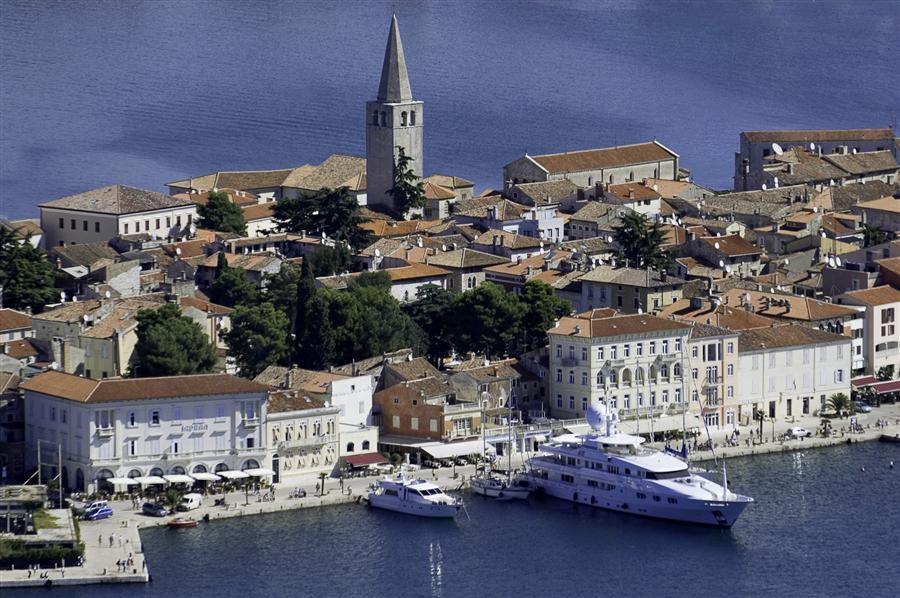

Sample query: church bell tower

[366,15,423,213]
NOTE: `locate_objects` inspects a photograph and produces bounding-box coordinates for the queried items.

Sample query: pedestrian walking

[109,534,114,547]
[99,534,103,546]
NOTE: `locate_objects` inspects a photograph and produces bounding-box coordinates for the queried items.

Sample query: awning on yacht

[343,453,389,468]
[216,470,250,480]
[423,440,488,460]
[189,472,221,482]
[132,476,167,485]
[163,474,195,484]
[106,477,139,486]
[243,467,276,477]
[531,434,547,443]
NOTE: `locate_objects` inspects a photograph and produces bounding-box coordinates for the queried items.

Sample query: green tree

[876,365,894,381]
[827,392,852,418]
[272,187,371,248]
[404,284,456,366]
[388,146,425,216]
[293,259,317,362]
[132,304,217,377]
[226,303,290,378]
[207,259,259,308]
[862,224,887,248]
[262,263,300,320]
[0,228,58,313]
[302,293,336,369]
[612,211,672,270]
[520,279,571,351]
[197,190,246,235]
[307,244,353,277]
[451,282,525,358]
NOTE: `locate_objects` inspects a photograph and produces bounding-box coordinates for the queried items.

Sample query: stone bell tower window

[401,111,408,126]
[410,110,416,125]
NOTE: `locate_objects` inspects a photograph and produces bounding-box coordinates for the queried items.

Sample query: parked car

[84,506,114,521]
[177,493,203,511]
[142,502,168,517]
[788,427,812,438]
[77,499,108,515]
[853,401,872,413]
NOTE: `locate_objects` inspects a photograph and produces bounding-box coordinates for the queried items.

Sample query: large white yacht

[518,404,753,527]
[367,473,462,518]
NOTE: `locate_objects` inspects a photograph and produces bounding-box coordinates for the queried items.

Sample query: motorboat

[367,472,462,518]
[167,517,199,529]
[518,403,754,527]
[470,475,531,501]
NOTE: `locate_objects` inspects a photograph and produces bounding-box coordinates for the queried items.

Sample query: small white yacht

[367,472,462,518]
[518,403,753,527]
[470,474,531,501]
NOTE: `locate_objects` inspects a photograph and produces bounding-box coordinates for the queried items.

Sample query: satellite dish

[812,207,818,213]
[835,256,842,267]
[718,259,725,268]
[761,184,768,190]
[105,290,111,299]
[725,265,732,273]
[637,307,643,314]
[828,257,836,267]
[714,242,721,250]
[82,314,89,322]
[851,148,857,154]
[189,224,197,235]
[773,177,779,188]
[441,244,447,251]
[374,248,381,257]
[175,247,182,256]
[772,143,783,155]
[809,142,816,150]
[50,361,59,371]
[540,241,545,250]
[784,259,789,265]
[606,235,613,243]
[60,291,66,302]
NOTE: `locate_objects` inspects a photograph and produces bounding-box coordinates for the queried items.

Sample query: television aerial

[772,143,784,155]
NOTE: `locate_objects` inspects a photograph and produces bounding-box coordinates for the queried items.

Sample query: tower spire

[377,14,412,103]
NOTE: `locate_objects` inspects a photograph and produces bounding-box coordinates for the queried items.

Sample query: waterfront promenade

[2,403,898,589]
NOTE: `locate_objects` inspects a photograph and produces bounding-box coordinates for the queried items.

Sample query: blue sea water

[1,0,898,220]
[6,442,899,597]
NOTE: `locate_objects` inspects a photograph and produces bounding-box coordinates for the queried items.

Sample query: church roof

[377,15,413,103]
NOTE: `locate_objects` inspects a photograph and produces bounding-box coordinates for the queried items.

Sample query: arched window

[96,469,115,482]
[192,464,208,473]
[649,365,657,382]
[621,369,632,386]
[635,367,644,385]
[404,290,409,302]
[401,111,407,126]
[588,176,593,186]
[362,440,370,450]
[127,469,142,479]
[170,465,186,475]
[660,364,669,379]
[596,371,604,385]
[609,370,617,385]
[214,463,228,473]
[673,363,682,378]
[608,174,613,184]
[372,110,379,126]
[410,110,416,125]
[629,170,635,182]
[149,467,164,477]
[379,111,386,126]
[346,442,355,453]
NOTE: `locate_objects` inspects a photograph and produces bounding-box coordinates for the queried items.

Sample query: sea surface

[7,442,900,598]
[1,0,898,220]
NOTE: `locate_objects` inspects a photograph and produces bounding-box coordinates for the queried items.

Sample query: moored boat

[167,517,199,528]
[367,472,462,518]
[470,475,531,501]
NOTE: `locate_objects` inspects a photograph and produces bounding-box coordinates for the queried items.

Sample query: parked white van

[178,493,202,511]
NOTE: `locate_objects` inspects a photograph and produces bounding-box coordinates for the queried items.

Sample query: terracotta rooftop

[241,203,276,221]
[41,185,194,215]
[570,201,631,227]
[659,299,776,330]
[267,391,333,414]
[840,285,900,306]
[453,198,528,221]
[823,151,899,175]
[1,338,40,359]
[720,288,858,321]
[578,265,685,288]
[22,371,267,403]
[361,219,442,238]
[168,169,294,191]
[0,309,32,332]
[605,182,663,202]
[550,313,691,339]
[200,252,281,271]
[385,357,443,382]
[528,141,677,174]
[472,229,543,250]
[855,196,899,214]
[383,263,450,282]
[509,180,578,205]
[422,181,456,201]
[426,248,507,269]
[697,235,762,257]
[738,325,848,352]
[742,128,895,143]
[423,174,474,190]
[281,154,366,191]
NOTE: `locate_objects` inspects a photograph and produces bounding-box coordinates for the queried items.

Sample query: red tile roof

[0,309,32,332]
[530,141,676,174]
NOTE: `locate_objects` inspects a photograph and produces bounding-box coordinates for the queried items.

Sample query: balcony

[242,417,260,429]
[96,427,115,438]
[702,376,722,388]
[561,357,579,367]
[278,434,335,451]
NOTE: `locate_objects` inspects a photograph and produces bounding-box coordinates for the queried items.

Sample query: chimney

[286,369,294,390]
[628,190,635,200]
[787,163,795,175]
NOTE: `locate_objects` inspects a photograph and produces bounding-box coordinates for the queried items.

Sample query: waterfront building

[684,324,740,428]
[546,311,692,423]
[39,185,197,249]
[577,265,685,314]
[503,141,680,190]
[21,371,269,493]
[733,128,898,191]
[366,15,423,213]
[837,285,900,375]
[0,373,25,481]
[265,390,340,482]
[735,325,851,421]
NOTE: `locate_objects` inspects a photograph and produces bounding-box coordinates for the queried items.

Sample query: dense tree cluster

[272,187,372,249]
[388,146,426,216]
[0,228,59,313]
[404,280,571,364]
[197,190,247,235]
[131,304,217,377]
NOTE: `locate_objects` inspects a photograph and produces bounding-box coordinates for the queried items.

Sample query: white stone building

[838,285,900,375]
[39,185,197,249]
[736,325,851,422]
[266,391,340,482]
[22,371,269,493]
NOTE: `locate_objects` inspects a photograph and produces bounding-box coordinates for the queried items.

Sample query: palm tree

[827,392,852,418]
[163,488,183,512]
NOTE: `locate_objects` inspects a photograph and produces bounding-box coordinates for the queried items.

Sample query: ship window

[624,468,631,475]
[385,489,398,496]
[588,480,598,487]
[637,492,646,499]
[653,495,661,502]
[667,497,678,504]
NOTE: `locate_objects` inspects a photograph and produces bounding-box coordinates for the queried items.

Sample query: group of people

[116,554,136,573]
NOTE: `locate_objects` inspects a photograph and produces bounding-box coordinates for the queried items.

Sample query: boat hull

[367,494,461,518]
[518,474,750,527]
[471,479,531,501]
